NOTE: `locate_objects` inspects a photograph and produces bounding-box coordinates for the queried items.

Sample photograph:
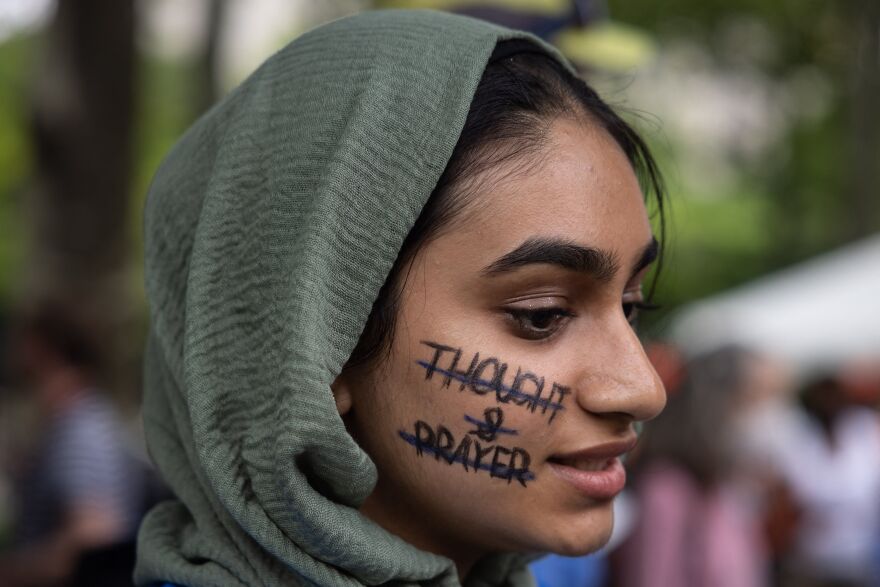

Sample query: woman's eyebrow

[481,237,620,282]
[481,236,659,283]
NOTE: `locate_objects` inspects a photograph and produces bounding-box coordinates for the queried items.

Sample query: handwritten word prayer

[399,418,533,487]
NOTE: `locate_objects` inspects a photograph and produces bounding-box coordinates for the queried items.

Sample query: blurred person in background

[772,373,880,587]
[0,307,147,586]
[614,345,769,587]
[727,351,804,582]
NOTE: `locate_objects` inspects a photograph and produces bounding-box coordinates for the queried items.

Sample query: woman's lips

[547,437,636,500]
[548,457,626,500]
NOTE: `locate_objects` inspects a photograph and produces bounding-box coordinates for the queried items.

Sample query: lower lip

[548,457,626,500]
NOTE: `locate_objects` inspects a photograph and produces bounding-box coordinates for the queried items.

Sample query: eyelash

[505,307,575,341]
[505,301,661,340]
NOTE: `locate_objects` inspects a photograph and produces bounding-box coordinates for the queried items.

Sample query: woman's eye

[505,307,573,340]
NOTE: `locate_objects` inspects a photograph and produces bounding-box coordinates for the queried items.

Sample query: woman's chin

[539,506,615,557]
[548,535,611,558]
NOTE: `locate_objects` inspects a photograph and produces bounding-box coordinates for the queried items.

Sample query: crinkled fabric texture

[136,9,568,587]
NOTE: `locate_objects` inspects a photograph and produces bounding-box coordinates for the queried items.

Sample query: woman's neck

[359,486,483,580]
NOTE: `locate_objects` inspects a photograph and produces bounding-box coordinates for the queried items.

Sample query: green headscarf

[136,10,569,587]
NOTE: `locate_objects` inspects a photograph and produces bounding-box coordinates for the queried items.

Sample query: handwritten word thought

[418,340,569,423]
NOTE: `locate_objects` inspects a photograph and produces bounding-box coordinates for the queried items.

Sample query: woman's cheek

[393,338,573,487]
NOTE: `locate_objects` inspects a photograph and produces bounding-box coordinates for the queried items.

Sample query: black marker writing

[400,420,534,487]
[418,341,569,422]
[465,407,517,442]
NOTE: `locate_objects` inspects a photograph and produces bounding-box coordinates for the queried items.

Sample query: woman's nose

[574,317,666,422]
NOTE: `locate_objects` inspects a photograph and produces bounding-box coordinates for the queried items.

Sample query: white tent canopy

[670,233,880,373]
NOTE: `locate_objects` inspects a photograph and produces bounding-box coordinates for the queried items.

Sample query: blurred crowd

[0,308,167,586]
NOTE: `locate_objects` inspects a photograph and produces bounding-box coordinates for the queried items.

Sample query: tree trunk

[194,0,229,117]
[27,0,136,401]
[848,0,880,239]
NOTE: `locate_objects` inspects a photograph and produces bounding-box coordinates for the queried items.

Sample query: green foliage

[607,0,876,335]
[0,29,203,311]
[0,34,38,306]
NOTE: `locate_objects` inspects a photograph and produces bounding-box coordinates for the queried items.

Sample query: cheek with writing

[397,410,534,487]
[396,341,576,487]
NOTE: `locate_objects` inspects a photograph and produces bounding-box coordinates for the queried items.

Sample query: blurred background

[0,0,877,585]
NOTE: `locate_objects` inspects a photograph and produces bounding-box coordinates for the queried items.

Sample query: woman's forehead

[435,118,653,276]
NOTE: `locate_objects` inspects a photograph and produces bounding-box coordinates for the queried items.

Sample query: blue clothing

[162,555,607,587]
[162,555,608,587]
[528,554,608,587]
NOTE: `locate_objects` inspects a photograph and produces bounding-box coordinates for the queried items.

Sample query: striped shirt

[14,389,145,546]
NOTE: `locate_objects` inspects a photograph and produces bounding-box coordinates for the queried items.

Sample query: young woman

[136,9,666,587]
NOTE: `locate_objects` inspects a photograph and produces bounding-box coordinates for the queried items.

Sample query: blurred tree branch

[194,0,229,116]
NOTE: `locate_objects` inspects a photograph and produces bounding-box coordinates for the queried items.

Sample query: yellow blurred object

[377,0,569,16]
[553,21,657,71]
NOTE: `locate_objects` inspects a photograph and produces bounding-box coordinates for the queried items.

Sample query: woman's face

[336,117,666,570]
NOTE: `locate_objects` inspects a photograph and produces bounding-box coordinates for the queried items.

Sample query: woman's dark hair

[346,40,666,371]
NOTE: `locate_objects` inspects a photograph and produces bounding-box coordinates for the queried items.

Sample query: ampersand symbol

[468,407,505,442]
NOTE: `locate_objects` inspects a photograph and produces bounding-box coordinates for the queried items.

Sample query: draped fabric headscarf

[136,10,570,587]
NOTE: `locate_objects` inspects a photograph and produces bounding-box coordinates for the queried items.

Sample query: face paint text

[418,340,569,423]
[399,417,534,487]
